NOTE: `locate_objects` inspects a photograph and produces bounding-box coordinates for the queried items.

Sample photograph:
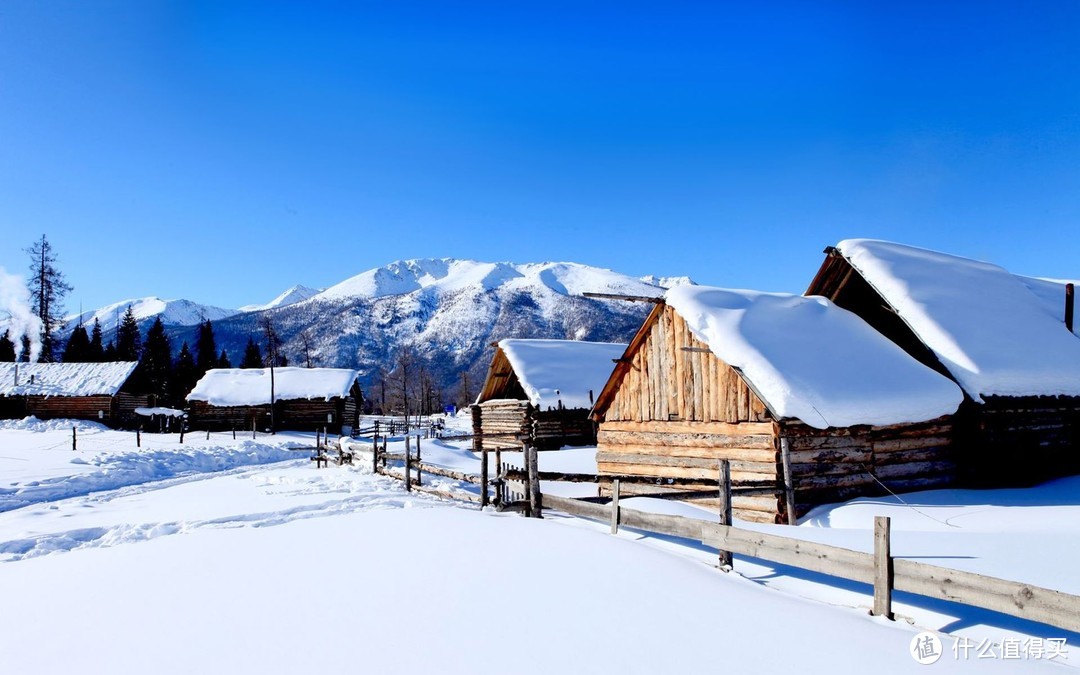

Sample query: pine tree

[218,349,232,368]
[88,319,105,362]
[171,341,199,405]
[103,341,118,361]
[194,319,218,376]
[25,235,73,362]
[62,324,91,362]
[142,317,173,403]
[116,306,141,361]
[240,337,263,368]
[0,330,15,362]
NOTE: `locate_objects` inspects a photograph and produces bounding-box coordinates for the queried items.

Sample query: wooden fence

[344,433,1080,635]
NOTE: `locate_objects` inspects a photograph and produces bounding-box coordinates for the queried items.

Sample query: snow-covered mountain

[238,285,321,313]
[64,297,238,336]
[176,259,685,397]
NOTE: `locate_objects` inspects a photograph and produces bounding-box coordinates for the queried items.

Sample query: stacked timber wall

[597,420,781,522]
[188,397,356,434]
[477,399,528,449]
[24,395,117,425]
[970,396,1080,485]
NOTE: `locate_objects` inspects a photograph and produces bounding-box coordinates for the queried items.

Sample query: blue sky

[2,1,1079,312]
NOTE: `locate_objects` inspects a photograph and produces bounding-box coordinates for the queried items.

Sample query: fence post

[232,427,236,440]
[372,432,379,473]
[252,417,256,439]
[780,437,797,525]
[206,428,210,441]
[526,442,542,518]
[416,434,422,487]
[481,444,489,508]
[610,478,621,535]
[179,422,184,444]
[72,426,77,451]
[718,459,733,570]
[137,426,141,448]
[873,516,894,619]
[404,435,411,493]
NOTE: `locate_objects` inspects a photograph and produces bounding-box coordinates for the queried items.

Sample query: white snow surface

[313,258,667,303]
[496,338,627,410]
[0,361,138,397]
[838,239,1080,400]
[187,367,360,406]
[64,296,238,333]
[665,285,963,428]
[0,418,1074,673]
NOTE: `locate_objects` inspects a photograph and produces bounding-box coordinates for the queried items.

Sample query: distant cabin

[808,239,1080,484]
[590,286,963,524]
[474,339,628,450]
[186,367,363,435]
[0,362,145,427]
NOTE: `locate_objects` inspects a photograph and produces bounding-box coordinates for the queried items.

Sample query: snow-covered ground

[0,414,1075,673]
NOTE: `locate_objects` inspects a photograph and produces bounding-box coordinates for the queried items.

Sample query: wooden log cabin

[474,339,627,450]
[0,362,146,427]
[590,286,964,524]
[807,239,1080,485]
[186,367,363,435]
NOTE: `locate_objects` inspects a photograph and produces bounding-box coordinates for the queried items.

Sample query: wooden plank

[610,479,620,534]
[597,442,778,464]
[780,437,797,526]
[893,559,1080,633]
[600,420,775,436]
[597,460,772,483]
[873,516,893,619]
[718,460,732,568]
[701,522,876,584]
[598,429,778,449]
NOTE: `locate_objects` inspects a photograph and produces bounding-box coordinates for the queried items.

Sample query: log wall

[968,396,1080,485]
[23,395,117,424]
[188,397,357,434]
[477,399,528,449]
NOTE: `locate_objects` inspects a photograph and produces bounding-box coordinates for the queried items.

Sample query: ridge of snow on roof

[187,367,360,406]
[498,339,628,410]
[837,239,1080,400]
[664,286,963,429]
[0,362,139,397]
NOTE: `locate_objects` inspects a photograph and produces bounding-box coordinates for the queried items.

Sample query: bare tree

[25,235,72,362]
[297,328,317,368]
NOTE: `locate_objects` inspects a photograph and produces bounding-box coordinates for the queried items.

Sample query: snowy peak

[239,285,321,312]
[314,258,667,302]
[64,297,238,333]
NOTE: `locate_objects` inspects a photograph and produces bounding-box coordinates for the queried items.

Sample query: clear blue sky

[2,1,1079,312]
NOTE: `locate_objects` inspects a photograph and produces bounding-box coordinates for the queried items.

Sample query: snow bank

[0,362,138,397]
[0,416,111,433]
[665,285,963,428]
[187,367,360,406]
[0,441,295,513]
[838,239,1080,400]
[498,339,627,410]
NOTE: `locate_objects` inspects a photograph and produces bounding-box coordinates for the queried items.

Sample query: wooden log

[873,516,893,619]
[610,479,620,535]
[718,460,732,569]
[597,429,776,450]
[786,447,872,464]
[701,522,876,584]
[601,420,775,436]
[872,436,952,453]
[780,437,797,526]
[597,460,772,483]
[596,441,778,463]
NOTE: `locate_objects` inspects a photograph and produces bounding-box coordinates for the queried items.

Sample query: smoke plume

[0,267,42,362]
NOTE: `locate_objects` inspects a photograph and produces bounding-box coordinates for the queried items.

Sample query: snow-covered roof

[494,339,627,410]
[665,285,963,429]
[187,368,360,406]
[836,239,1080,400]
[0,362,139,397]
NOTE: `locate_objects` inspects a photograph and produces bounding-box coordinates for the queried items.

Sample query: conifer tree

[116,306,141,361]
[62,324,91,362]
[88,319,104,362]
[194,319,218,376]
[0,330,15,362]
[25,235,72,363]
[142,317,173,403]
[218,349,232,368]
[240,337,263,368]
[171,341,199,405]
[103,341,118,361]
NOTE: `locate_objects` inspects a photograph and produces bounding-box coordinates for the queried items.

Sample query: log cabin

[474,339,627,450]
[0,362,145,427]
[807,239,1080,485]
[590,286,964,524]
[186,367,363,435]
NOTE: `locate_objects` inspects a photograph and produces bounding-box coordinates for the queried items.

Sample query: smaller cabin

[475,339,628,450]
[807,239,1080,485]
[187,367,363,435]
[0,362,145,427]
[591,286,964,523]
